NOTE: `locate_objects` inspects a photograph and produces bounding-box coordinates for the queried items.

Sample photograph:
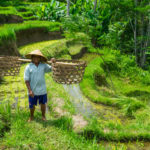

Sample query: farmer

[24,49,55,122]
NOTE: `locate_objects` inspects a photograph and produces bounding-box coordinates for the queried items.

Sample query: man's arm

[44,58,56,73]
[24,65,34,98]
[25,81,34,98]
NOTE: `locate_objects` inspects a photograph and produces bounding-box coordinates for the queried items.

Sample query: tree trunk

[94,0,97,12]
[134,0,138,64]
[67,0,70,16]
[140,14,144,67]
[140,1,150,68]
[98,0,100,8]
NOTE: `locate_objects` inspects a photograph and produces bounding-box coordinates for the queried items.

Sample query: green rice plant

[19,39,59,56]
[41,39,68,59]
[0,103,11,137]
[0,21,61,45]
[46,73,75,115]
[0,6,18,14]
[27,38,87,59]
[115,97,145,117]
[0,64,28,108]
[19,11,33,17]
[68,43,85,55]
[80,51,150,118]
[15,6,29,12]
[1,109,100,149]
[22,15,37,21]
[52,116,73,131]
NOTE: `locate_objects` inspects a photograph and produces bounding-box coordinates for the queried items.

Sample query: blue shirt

[24,62,52,96]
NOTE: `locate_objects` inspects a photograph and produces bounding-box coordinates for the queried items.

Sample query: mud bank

[0,14,23,24]
[0,27,63,56]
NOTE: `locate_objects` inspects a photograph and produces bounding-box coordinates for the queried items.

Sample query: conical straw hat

[25,49,47,62]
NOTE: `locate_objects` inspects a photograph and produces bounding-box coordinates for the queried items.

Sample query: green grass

[0,6,33,22]
[19,39,72,60]
[68,43,85,55]
[0,109,101,150]
[0,4,38,22]
[2,39,150,148]
[0,6,18,15]
[0,103,11,137]
[46,74,76,115]
[19,11,34,17]
[79,48,150,142]
[0,64,28,107]
[19,40,60,57]
[22,15,37,21]
[41,39,69,59]
[0,21,61,45]
[18,41,150,143]
[19,38,88,59]
[0,63,99,149]
[15,6,29,12]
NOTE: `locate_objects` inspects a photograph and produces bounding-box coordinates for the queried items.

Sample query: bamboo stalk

[18,58,52,64]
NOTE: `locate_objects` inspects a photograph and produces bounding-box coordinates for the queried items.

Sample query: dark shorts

[28,94,47,109]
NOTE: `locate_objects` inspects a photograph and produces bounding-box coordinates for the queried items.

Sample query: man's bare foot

[42,117,46,121]
[28,117,33,122]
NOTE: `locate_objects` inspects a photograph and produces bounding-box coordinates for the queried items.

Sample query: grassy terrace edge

[0,21,61,45]
[79,49,150,141]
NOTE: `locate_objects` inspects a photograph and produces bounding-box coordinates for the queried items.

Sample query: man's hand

[25,81,34,97]
[51,58,56,63]
[29,90,34,98]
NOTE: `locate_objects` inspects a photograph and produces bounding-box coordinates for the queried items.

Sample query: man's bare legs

[28,105,35,122]
[41,104,46,121]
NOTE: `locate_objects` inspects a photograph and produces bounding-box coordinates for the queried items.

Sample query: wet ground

[63,84,128,124]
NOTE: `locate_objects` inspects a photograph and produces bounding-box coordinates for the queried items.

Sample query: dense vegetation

[0,0,149,67]
[0,0,150,149]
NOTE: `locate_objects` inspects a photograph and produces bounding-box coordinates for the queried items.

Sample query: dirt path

[51,97,88,132]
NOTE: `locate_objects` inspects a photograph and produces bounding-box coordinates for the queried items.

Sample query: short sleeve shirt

[24,62,52,96]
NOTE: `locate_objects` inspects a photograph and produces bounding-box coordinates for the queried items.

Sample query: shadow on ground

[34,113,73,132]
[125,90,150,101]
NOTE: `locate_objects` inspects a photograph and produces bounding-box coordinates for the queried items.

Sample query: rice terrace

[0,0,150,149]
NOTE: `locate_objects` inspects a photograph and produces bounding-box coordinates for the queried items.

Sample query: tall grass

[79,48,150,142]
[0,103,11,137]
[0,6,18,15]
[0,21,61,45]
[0,65,100,150]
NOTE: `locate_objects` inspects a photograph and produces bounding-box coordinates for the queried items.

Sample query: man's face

[32,55,41,64]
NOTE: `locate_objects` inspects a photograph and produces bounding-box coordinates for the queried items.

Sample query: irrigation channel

[63,84,126,124]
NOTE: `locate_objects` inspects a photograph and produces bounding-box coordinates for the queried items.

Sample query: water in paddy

[63,84,96,118]
[63,84,126,124]
[63,84,150,149]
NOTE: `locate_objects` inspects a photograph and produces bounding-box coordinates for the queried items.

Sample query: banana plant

[36,0,66,21]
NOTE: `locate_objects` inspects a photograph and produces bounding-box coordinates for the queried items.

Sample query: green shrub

[36,1,66,21]
[53,116,73,131]
[100,49,150,85]
[93,69,108,86]
[0,0,21,6]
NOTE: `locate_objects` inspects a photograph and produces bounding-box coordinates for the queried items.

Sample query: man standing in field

[24,49,55,122]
